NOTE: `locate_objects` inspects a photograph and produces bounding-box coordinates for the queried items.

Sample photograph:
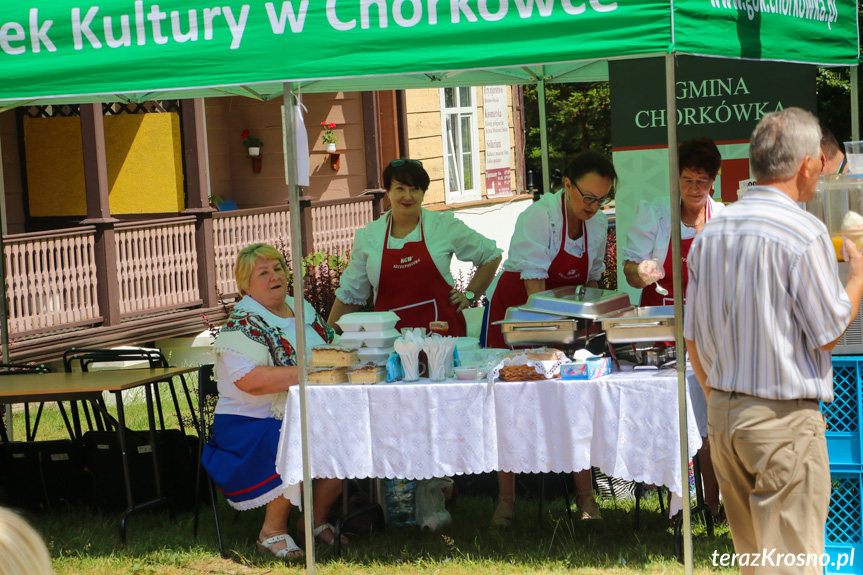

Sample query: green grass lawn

[5,384,736,574]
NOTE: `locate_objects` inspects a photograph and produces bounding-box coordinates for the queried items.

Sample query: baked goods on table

[347,364,387,384]
[311,344,359,367]
[493,347,568,381]
[308,367,349,384]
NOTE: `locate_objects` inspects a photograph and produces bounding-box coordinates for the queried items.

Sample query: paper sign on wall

[482,86,512,198]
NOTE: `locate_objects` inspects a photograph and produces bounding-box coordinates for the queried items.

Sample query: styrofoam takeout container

[340,328,400,349]
[358,346,394,364]
[336,311,400,332]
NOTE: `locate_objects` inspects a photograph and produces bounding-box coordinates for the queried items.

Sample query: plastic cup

[844,141,863,174]
[842,228,863,260]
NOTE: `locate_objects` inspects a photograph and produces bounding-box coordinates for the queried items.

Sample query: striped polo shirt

[683,186,851,402]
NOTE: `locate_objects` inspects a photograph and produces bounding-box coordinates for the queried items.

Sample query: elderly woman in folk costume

[202,243,346,561]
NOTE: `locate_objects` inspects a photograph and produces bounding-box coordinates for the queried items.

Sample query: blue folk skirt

[201,414,284,510]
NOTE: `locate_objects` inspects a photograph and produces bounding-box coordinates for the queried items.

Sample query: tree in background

[817,67,853,143]
[523,82,612,193]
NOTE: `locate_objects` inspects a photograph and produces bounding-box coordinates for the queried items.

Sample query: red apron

[374,216,467,337]
[486,195,590,348]
[640,201,713,307]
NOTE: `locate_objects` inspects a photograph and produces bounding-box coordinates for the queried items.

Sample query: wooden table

[0,366,196,540]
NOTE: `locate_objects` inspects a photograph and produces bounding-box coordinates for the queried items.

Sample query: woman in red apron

[622,137,724,520]
[484,151,617,527]
[327,159,502,337]
[623,138,724,306]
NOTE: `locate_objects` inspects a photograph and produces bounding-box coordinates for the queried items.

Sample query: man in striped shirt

[684,107,863,574]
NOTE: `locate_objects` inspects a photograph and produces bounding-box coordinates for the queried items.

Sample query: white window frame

[439,87,481,205]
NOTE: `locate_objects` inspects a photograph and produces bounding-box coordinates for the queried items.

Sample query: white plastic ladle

[654,283,669,296]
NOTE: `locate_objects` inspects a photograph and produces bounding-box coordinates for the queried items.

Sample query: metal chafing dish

[598,305,676,343]
[495,308,582,346]
[494,286,632,347]
[521,285,632,319]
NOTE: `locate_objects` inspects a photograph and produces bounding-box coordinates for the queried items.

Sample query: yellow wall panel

[106,114,183,214]
[24,113,183,218]
[24,117,86,217]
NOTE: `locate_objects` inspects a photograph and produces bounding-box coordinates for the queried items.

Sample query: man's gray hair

[749,107,821,181]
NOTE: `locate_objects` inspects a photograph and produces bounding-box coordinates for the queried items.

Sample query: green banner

[674,0,859,64]
[0,0,857,102]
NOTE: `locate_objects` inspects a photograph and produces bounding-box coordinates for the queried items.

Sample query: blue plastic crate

[823,358,863,470]
[826,471,863,574]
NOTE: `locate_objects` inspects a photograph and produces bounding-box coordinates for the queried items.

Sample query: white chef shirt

[335,208,502,306]
[487,189,607,300]
[620,197,724,268]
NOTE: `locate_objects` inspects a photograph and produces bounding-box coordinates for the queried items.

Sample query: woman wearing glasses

[483,150,616,526]
[327,158,502,336]
[484,150,616,350]
[622,137,724,306]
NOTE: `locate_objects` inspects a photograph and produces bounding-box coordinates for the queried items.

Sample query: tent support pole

[538,72,551,195]
[0,129,9,440]
[852,66,859,141]
[283,82,316,574]
[665,51,694,575]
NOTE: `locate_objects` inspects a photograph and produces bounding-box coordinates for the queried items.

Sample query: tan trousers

[707,389,831,575]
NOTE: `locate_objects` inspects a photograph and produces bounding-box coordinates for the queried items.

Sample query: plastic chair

[0,363,55,442]
[192,364,225,557]
[62,348,197,436]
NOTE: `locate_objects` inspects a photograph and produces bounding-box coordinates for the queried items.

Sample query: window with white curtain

[440,87,481,204]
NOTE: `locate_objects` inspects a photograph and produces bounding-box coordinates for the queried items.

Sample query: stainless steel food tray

[524,286,631,319]
[494,319,582,346]
[598,305,676,343]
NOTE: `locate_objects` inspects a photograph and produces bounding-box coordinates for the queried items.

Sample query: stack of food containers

[336,311,401,364]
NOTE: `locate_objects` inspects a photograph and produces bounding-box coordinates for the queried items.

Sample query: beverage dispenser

[804,175,863,355]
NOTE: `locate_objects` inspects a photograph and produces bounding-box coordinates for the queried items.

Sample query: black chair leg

[537,474,545,528]
[207,476,225,557]
[562,474,573,523]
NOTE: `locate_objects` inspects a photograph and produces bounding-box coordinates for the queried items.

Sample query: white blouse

[487,190,608,300]
[620,197,725,268]
[335,208,502,306]
[214,295,327,420]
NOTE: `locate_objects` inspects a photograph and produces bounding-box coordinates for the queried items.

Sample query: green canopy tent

[0,1,859,572]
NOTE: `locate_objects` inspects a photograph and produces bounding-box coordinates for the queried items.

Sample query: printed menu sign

[483,86,513,197]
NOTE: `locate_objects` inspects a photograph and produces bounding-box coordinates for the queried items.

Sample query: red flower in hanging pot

[241,129,250,139]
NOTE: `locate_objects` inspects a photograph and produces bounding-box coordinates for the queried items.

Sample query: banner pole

[537,70,551,195]
[665,51,694,575]
[852,66,859,142]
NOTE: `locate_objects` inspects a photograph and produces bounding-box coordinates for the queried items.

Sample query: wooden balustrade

[115,217,201,316]
[3,227,100,335]
[0,198,376,342]
[213,206,293,297]
[310,197,374,257]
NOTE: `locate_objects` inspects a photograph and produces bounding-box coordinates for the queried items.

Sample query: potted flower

[321,121,338,153]
[241,130,263,156]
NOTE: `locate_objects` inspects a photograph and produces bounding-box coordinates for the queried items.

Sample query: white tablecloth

[276,368,704,514]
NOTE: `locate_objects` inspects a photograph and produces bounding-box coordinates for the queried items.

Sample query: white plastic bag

[415,477,453,532]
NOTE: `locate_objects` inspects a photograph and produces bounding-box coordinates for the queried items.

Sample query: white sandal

[491,495,515,527]
[256,533,303,560]
[576,490,602,520]
[298,521,350,547]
